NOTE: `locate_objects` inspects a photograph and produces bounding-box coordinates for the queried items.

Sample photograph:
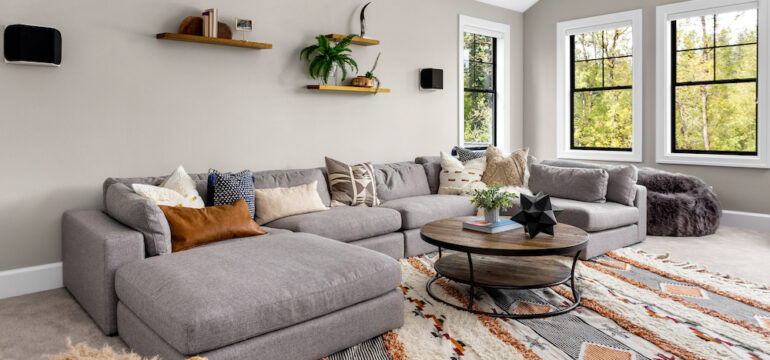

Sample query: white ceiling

[474,0,541,12]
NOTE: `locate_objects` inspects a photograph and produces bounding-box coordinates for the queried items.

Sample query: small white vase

[484,207,500,223]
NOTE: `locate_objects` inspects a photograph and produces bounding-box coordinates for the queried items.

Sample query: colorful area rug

[326,248,770,360]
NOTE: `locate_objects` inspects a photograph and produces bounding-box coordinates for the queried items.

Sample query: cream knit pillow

[132,165,205,208]
[481,146,529,187]
[253,181,329,225]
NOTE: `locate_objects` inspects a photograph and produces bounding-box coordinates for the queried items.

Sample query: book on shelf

[202,8,218,38]
[462,218,522,234]
[202,10,210,37]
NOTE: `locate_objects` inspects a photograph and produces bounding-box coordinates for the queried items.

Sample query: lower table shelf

[434,253,571,288]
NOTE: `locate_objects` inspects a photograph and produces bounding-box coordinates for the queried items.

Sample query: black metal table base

[425,250,582,319]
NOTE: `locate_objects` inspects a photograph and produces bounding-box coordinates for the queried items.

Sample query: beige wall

[0,0,523,271]
[523,0,770,214]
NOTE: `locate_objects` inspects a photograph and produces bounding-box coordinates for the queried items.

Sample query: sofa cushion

[115,233,401,355]
[253,181,328,225]
[454,146,485,162]
[542,159,638,206]
[105,183,171,256]
[159,199,267,252]
[104,174,209,210]
[252,168,331,207]
[131,166,205,209]
[325,157,380,207]
[265,206,402,242]
[105,168,332,209]
[503,197,638,232]
[438,152,486,195]
[381,194,477,230]
[415,156,441,194]
[374,162,431,201]
[529,164,609,203]
[480,146,529,187]
[207,169,256,217]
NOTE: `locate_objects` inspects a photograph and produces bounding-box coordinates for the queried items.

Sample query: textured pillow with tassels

[438,151,486,195]
[325,156,380,207]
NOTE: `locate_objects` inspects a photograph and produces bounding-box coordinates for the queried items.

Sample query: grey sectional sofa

[63,161,476,360]
[62,157,646,360]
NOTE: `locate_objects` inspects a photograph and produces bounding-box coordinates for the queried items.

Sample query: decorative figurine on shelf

[352,52,383,93]
[360,2,372,38]
[511,192,563,238]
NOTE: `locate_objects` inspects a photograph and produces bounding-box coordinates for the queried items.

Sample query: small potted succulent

[300,34,358,85]
[352,52,381,92]
[469,185,518,223]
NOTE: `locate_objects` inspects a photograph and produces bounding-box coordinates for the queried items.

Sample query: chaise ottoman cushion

[501,197,639,232]
[265,206,401,242]
[115,233,401,355]
[381,194,477,230]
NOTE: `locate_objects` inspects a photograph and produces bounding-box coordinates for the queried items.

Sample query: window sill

[656,152,770,169]
[557,149,642,163]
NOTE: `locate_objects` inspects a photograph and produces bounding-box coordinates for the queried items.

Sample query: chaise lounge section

[115,233,402,360]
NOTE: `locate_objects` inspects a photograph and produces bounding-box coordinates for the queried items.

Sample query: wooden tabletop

[420,217,588,256]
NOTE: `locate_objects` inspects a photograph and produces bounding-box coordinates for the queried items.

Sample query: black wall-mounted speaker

[420,68,443,89]
[4,24,62,66]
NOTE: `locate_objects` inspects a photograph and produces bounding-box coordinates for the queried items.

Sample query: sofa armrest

[633,185,647,242]
[62,210,145,335]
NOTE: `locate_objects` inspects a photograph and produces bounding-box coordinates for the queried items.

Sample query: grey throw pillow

[374,162,431,202]
[529,164,609,203]
[541,159,638,206]
[105,183,171,256]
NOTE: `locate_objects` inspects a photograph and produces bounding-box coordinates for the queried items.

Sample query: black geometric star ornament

[511,192,563,238]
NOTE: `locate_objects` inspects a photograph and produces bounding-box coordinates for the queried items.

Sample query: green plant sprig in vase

[300,34,358,85]
[468,185,518,223]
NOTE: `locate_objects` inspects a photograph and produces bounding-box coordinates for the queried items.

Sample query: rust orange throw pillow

[159,199,266,252]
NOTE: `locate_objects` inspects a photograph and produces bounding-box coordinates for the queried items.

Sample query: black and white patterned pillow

[207,169,256,218]
[454,146,485,162]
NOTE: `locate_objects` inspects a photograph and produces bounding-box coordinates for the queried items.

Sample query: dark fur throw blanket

[637,168,721,236]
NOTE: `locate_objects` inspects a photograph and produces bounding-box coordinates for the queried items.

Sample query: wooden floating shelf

[325,34,379,46]
[156,33,273,49]
[306,85,390,93]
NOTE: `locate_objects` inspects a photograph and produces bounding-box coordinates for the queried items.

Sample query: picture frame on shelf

[235,18,252,31]
[235,18,252,41]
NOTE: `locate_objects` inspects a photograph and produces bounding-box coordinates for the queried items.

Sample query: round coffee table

[420,216,588,319]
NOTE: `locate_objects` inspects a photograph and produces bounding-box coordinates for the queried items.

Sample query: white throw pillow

[132,166,205,208]
[132,184,187,207]
[438,151,487,195]
[253,180,329,225]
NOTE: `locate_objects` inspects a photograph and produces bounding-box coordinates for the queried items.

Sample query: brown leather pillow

[159,198,266,252]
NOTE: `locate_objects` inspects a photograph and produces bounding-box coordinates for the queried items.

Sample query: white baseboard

[722,210,770,232]
[0,262,62,300]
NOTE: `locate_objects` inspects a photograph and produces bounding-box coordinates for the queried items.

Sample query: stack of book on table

[463,219,522,234]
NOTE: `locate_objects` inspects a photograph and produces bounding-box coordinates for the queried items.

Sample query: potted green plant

[300,34,358,85]
[352,52,381,92]
[469,185,518,223]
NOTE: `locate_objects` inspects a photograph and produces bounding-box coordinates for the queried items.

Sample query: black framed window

[671,9,758,155]
[463,32,497,150]
[570,26,633,151]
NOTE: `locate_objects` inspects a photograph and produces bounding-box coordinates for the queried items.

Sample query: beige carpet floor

[635,225,770,284]
[0,225,767,360]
